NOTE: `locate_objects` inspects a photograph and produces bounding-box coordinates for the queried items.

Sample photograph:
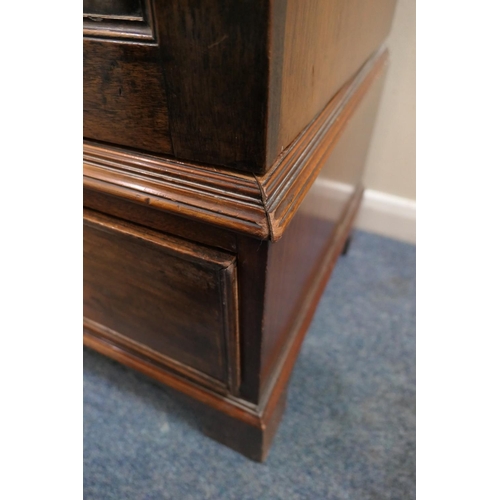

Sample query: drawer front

[83,209,239,394]
[83,39,173,154]
[83,0,174,154]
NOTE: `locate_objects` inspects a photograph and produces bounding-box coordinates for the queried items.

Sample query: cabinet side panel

[268,0,396,167]
[261,65,388,390]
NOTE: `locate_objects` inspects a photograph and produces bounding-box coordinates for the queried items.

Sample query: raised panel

[83,0,395,171]
[83,209,240,394]
[83,0,155,41]
[83,40,172,153]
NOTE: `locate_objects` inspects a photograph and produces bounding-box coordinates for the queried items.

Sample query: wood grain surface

[83,40,171,151]
[83,39,391,460]
[269,0,396,165]
[157,0,270,171]
[83,0,396,171]
[84,209,240,393]
[84,49,388,243]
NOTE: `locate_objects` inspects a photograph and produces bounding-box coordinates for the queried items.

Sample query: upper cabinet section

[83,0,397,174]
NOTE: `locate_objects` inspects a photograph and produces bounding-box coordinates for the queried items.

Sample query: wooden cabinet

[83,0,396,461]
[84,0,396,173]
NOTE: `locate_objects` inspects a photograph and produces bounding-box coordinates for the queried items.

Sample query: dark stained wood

[83,183,364,461]
[83,0,396,172]
[83,47,391,460]
[83,50,388,242]
[202,382,289,462]
[84,184,270,405]
[84,209,240,393]
[83,188,238,253]
[261,201,335,389]
[157,0,270,171]
[84,0,142,18]
[83,140,268,238]
[83,41,172,151]
[232,236,268,404]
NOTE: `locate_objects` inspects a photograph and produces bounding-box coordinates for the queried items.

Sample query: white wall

[364,0,416,201]
[353,0,416,243]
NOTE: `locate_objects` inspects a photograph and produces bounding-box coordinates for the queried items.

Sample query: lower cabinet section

[83,181,362,461]
[83,209,240,395]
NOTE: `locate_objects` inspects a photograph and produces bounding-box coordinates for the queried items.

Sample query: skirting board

[313,178,416,244]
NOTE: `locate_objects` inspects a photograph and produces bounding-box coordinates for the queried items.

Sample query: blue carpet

[84,230,416,500]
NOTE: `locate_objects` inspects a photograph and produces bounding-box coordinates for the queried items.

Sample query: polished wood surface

[83,0,395,172]
[83,140,268,238]
[83,188,238,253]
[84,50,388,243]
[260,56,389,390]
[261,50,388,240]
[157,0,270,171]
[271,0,396,164]
[83,45,390,460]
[83,41,172,152]
[84,209,240,393]
[83,183,363,460]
